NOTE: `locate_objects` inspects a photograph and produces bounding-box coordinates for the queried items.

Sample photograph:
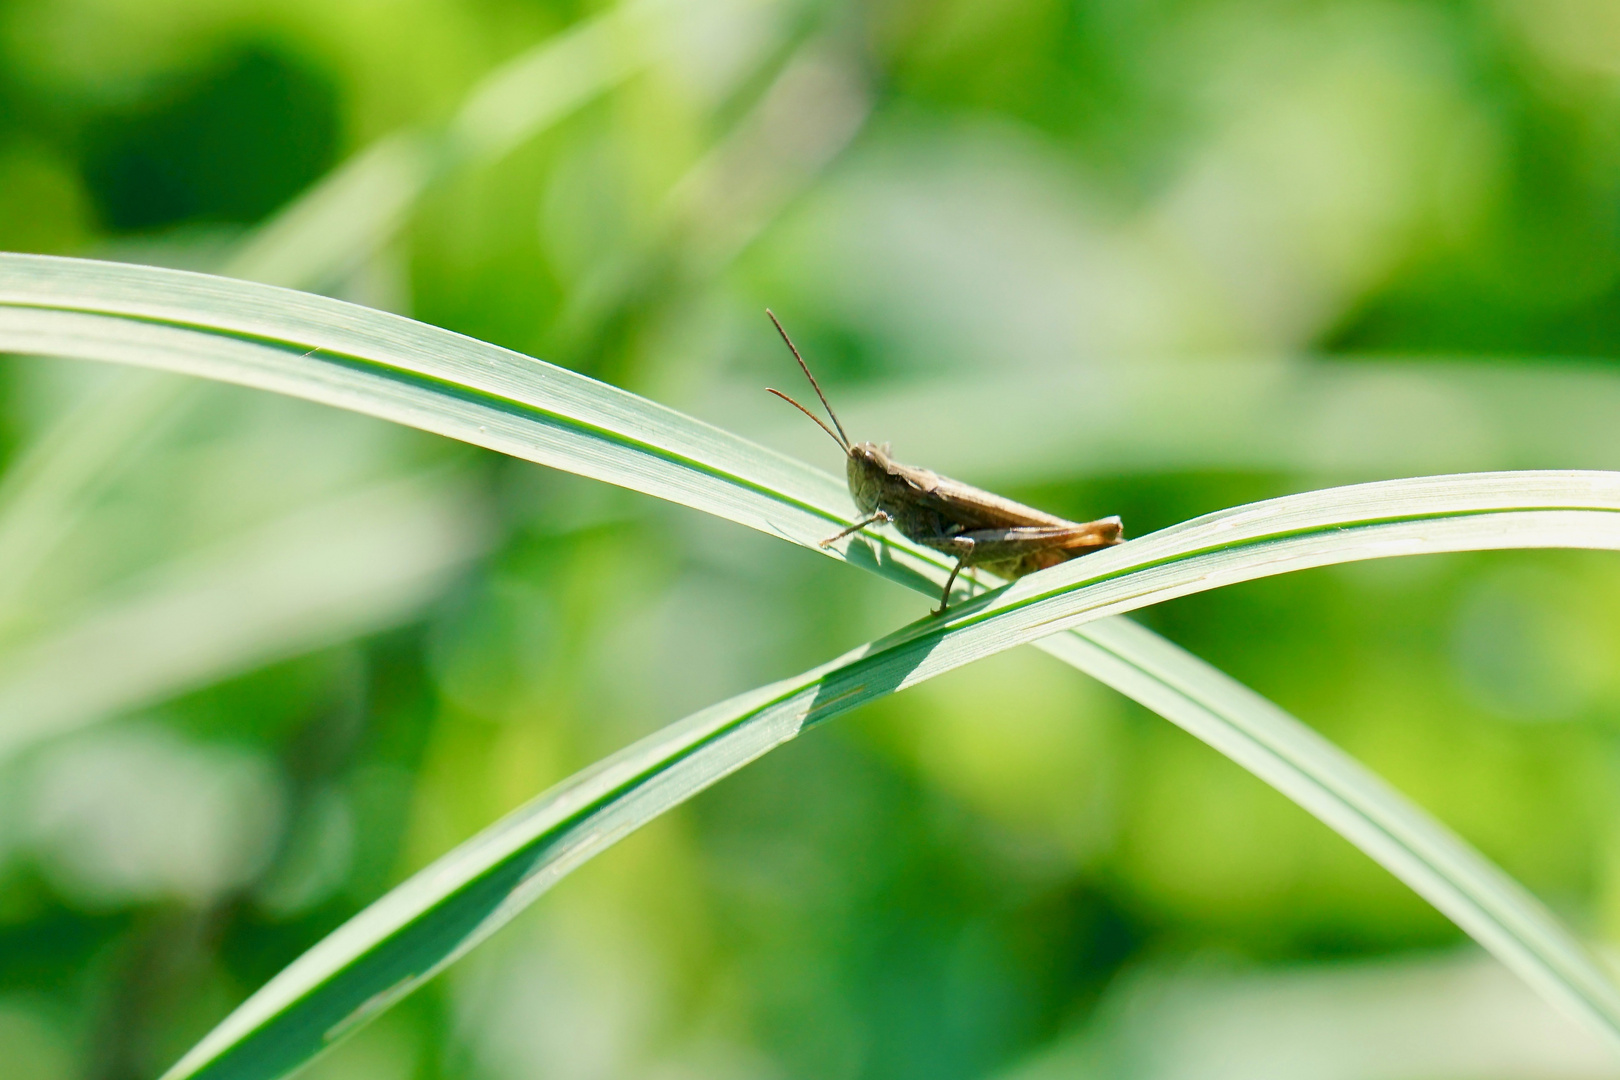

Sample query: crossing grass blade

[163,476,1620,1080]
[3,255,1618,1074]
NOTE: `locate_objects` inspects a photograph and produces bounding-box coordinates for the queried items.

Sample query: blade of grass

[0,255,856,557]
[163,478,1620,1080]
[3,255,1617,1069]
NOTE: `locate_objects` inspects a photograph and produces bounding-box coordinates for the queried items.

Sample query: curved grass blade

[0,254,857,558]
[163,477,1620,1080]
[2,256,1618,1068]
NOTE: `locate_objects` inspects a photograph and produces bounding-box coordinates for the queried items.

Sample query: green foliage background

[4,0,1620,1077]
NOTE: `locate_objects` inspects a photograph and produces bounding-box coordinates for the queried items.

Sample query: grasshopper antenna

[766,310,851,450]
[766,388,849,452]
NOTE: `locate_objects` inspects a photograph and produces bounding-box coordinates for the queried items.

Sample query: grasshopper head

[846,441,894,516]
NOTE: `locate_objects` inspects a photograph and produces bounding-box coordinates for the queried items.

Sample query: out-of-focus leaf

[995,949,1617,1080]
[231,0,706,293]
[165,474,1620,1080]
[0,472,491,760]
[557,33,871,342]
[716,358,1620,483]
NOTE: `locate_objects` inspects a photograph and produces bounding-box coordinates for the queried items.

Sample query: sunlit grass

[7,1,1620,1077]
[4,254,1620,1079]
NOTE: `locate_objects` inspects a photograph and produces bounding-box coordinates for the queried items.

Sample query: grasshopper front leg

[820,510,892,548]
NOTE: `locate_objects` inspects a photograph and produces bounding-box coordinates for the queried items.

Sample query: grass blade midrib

[0,273,856,513]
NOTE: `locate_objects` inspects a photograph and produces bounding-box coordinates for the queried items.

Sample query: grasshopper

[765,311,1124,614]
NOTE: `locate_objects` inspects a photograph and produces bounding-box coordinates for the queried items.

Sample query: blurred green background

[5,0,1620,1077]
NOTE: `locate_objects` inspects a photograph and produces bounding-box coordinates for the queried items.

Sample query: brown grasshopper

[765,311,1125,614]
